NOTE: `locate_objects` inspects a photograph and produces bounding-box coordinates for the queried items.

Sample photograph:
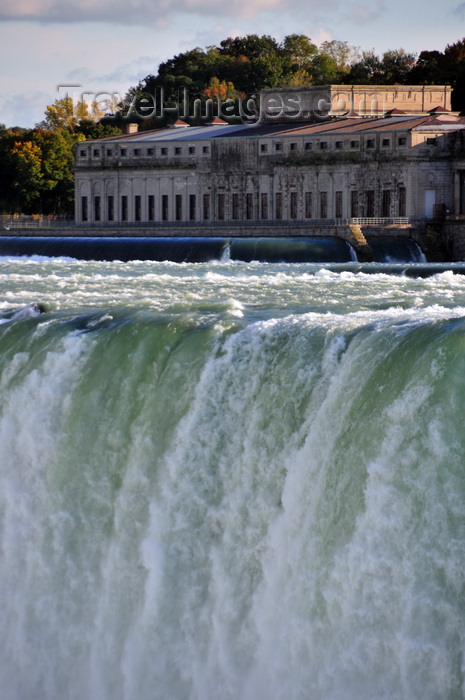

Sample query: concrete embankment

[441,219,465,261]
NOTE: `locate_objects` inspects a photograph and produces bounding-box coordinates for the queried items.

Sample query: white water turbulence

[1,259,465,700]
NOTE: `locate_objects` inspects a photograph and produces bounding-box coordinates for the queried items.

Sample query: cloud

[0,0,324,23]
[312,28,334,47]
[94,56,162,84]
[0,90,52,128]
[68,57,159,85]
[453,2,465,16]
[0,0,307,24]
[342,0,386,25]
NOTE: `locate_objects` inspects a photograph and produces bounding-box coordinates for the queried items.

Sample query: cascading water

[366,235,427,263]
[0,258,464,700]
[0,235,427,264]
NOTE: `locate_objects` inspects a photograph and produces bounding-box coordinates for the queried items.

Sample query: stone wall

[260,85,452,121]
[441,219,465,260]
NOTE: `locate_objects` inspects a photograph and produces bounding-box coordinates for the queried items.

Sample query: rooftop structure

[260,85,452,121]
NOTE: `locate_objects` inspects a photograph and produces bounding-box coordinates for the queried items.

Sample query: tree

[346,51,383,84]
[10,139,43,211]
[310,53,341,84]
[379,49,416,83]
[37,97,89,131]
[444,38,465,66]
[75,119,122,140]
[409,50,447,84]
[121,32,465,124]
[282,34,318,69]
[203,77,237,101]
[319,40,360,72]
[34,129,85,213]
[219,34,281,60]
[278,68,313,87]
[0,125,85,214]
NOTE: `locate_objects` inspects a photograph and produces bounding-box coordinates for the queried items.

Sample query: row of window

[79,135,410,161]
[261,136,407,154]
[81,188,406,223]
[79,144,210,159]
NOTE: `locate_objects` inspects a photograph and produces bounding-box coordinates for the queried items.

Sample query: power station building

[74,85,465,226]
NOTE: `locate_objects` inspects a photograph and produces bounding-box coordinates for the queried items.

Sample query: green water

[0,258,465,699]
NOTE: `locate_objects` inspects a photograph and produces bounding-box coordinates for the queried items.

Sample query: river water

[1,257,465,700]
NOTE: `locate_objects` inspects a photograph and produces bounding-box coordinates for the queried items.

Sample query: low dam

[0,218,441,264]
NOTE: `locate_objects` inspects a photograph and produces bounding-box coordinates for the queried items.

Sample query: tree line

[0,99,120,215]
[1,34,465,214]
[119,34,465,129]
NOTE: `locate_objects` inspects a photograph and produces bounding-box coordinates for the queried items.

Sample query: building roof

[88,113,465,146]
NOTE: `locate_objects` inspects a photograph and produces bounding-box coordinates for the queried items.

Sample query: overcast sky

[0,0,464,128]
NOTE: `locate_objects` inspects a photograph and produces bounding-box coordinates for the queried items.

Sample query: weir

[0,234,425,264]
[365,236,426,263]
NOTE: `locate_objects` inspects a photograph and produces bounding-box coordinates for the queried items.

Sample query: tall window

[81,196,88,222]
[335,191,343,219]
[175,194,182,221]
[366,190,375,217]
[275,192,282,220]
[290,191,297,219]
[189,194,196,221]
[305,192,312,219]
[203,194,210,220]
[398,187,406,217]
[121,195,128,222]
[107,195,114,222]
[134,195,141,222]
[382,190,391,217]
[94,196,101,222]
[246,193,253,220]
[162,195,169,221]
[261,193,268,220]
[148,195,155,221]
[350,191,359,218]
[320,191,327,219]
[232,193,239,220]
[218,193,225,220]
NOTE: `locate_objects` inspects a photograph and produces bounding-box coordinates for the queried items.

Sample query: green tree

[310,53,341,84]
[282,34,318,69]
[319,40,360,73]
[278,68,313,87]
[0,125,85,214]
[10,138,43,211]
[37,97,89,131]
[219,34,281,60]
[75,119,122,140]
[409,50,447,84]
[34,129,85,213]
[346,51,383,84]
[379,49,416,83]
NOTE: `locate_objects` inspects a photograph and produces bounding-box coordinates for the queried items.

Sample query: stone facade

[74,86,465,228]
[260,85,452,121]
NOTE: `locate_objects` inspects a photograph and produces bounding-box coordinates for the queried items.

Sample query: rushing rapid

[0,257,465,700]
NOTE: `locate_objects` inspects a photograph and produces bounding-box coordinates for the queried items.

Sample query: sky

[0,0,464,129]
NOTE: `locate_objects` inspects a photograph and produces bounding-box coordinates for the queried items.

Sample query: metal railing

[0,214,420,229]
[348,217,410,226]
[0,215,74,229]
